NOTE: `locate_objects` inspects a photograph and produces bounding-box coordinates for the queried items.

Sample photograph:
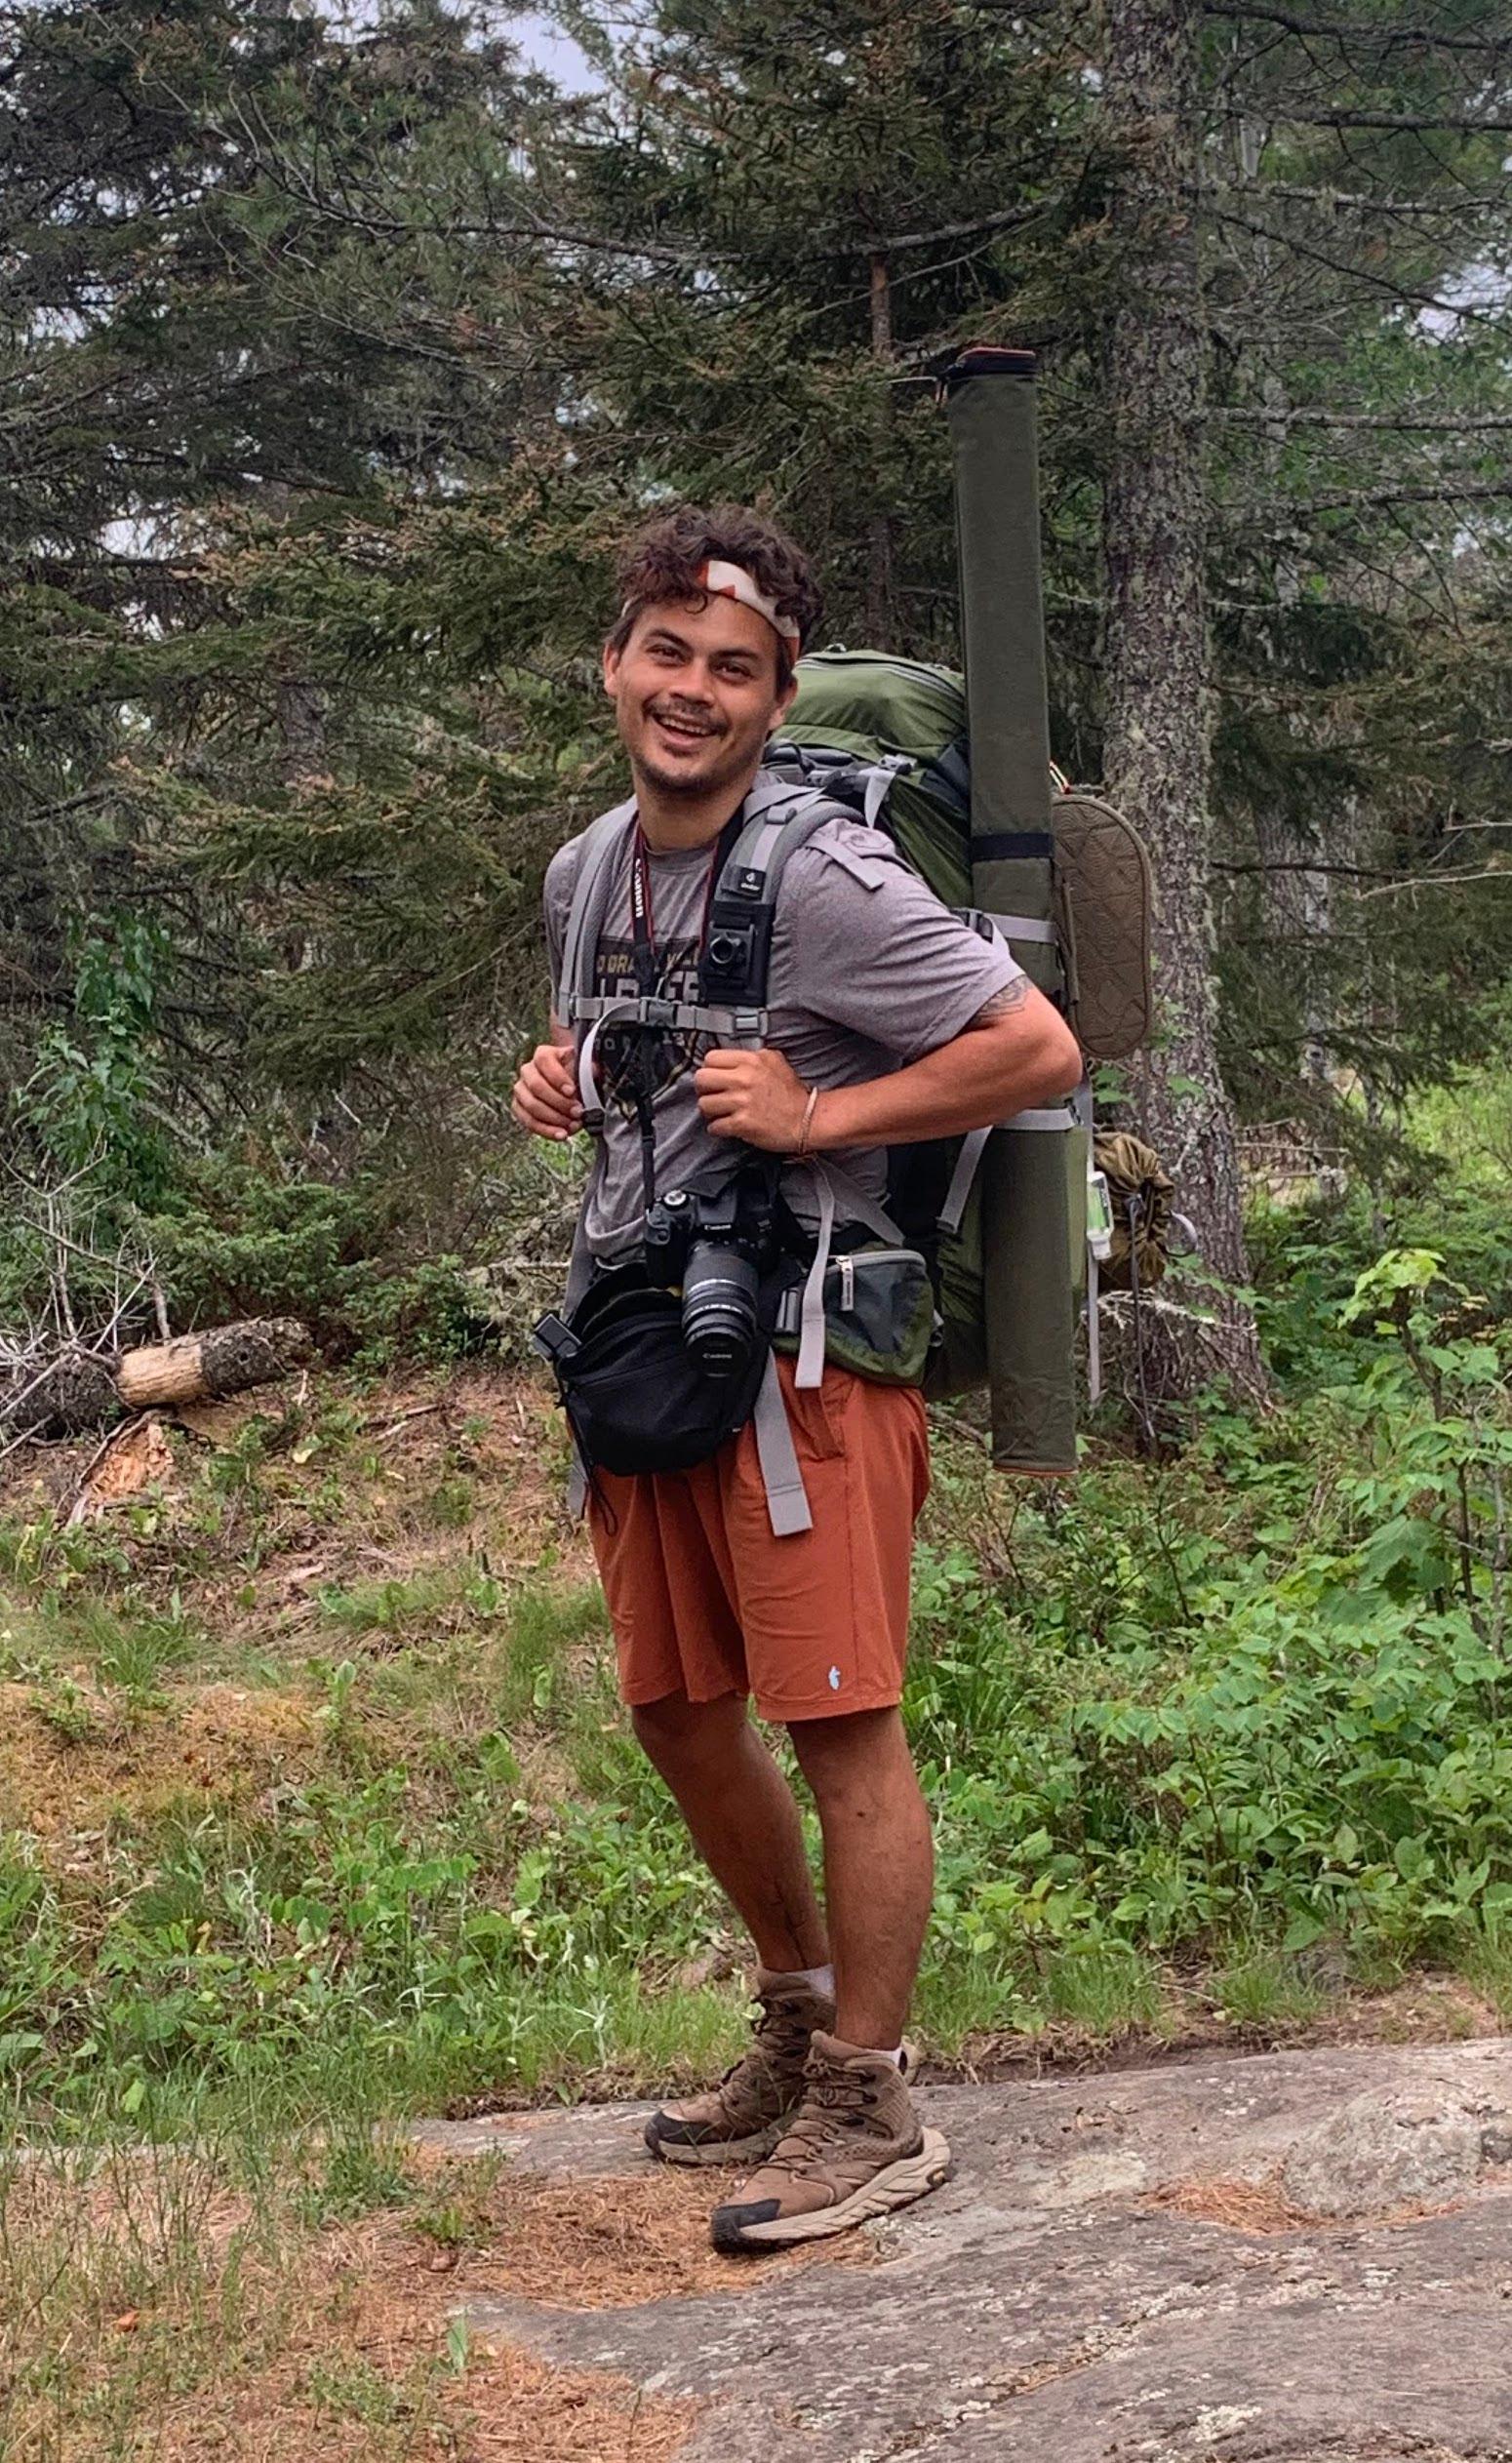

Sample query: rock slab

[419,2040,1512,2462]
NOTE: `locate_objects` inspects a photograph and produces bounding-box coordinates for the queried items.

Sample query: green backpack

[773,648,1155,1404]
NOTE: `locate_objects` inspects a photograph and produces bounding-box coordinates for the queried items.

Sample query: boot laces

[719,1988,816,2092]
[773,2063,883,2161]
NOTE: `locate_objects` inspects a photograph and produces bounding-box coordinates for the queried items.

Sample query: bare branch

[1212,408,1512,431]
[1204,1,1512,52]
[1208,202,1508,327]
[1198,178,1512,217]
[1217,102,1512,130]
[1355,866,1512,897]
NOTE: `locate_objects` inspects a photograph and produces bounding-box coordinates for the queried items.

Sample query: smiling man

[513,503,1081,2252]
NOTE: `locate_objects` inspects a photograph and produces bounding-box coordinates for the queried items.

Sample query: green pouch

[774,1245,936,1387]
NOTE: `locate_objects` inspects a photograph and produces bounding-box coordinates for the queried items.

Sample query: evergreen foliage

[2,0,1509,1373]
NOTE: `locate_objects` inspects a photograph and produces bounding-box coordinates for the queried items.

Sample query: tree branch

[1212,407,1512,431]
[1208,202,1507,326]
[1204,1,1512,51]
[1217,102,1512,130]
[1198,177,1512,217]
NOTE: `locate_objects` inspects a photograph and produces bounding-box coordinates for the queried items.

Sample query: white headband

[621,557,802,655]
[696,558,802,654]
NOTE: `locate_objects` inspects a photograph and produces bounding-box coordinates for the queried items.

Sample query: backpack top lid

[777,650,974,908]
[783,649,966,767]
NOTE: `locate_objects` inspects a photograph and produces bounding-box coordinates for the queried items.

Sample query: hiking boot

[709,2029,952,2251]
[644,1968,836,2167]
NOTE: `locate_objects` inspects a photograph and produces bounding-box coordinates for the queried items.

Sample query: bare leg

[788,1706,933,2050]
[631,1691,830,1973]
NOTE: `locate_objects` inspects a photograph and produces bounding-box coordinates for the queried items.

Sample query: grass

[0,2104,699,2462]
[2,1193,1512,2450]
[1,1229,1511,2149]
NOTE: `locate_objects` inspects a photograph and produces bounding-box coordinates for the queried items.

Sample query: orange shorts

[587,1356,930,1725]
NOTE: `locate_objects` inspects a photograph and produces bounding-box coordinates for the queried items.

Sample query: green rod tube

[944,345,1077,1473]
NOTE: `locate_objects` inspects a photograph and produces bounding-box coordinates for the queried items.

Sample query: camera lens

[681,1242,760,1378]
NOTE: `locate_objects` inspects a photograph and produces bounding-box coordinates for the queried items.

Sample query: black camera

[643,1169,776,1379]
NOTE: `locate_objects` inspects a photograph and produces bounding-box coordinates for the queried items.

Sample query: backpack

[551,659,1155,1496]
[773,649,1155,1442]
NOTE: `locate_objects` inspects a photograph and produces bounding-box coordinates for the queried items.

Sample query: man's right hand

[512,1040,584,1141]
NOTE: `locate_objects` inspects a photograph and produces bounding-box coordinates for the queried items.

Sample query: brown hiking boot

[644,1969,835,2167]
[709,2030,952,2251]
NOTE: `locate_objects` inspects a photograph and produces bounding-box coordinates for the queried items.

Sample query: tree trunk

[1100,0,1270,1410]
[866,250,895,644]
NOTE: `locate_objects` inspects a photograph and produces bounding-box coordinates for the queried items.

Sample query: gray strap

[796,1169,836,1389]
[577,1014,610,1123]
[566,1450,587,1518]
[938,1126,991,1235]
[989,912,1058,944]
[571,993,766,1039]
[560,800,636,1017]
[807,1156,906,1247]
[938,1108,1069,1242]
[752,1352,813,1535]
[862,759,907,827]
[721,793,852,920]
[569,990,763,1029]
[738,816,789,876]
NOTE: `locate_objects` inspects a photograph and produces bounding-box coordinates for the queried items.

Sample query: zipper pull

[839,1255,855,1313]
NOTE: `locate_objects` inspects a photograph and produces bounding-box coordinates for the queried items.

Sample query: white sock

[795,1963,836,2001]
[872,2046,905,2069]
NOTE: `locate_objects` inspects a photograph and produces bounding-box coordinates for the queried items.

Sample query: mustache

[645,700,727,735]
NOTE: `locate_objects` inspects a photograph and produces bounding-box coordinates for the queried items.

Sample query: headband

[620,558,802,656]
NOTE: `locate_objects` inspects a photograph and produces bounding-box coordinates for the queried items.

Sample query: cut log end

[114,1318,312,1410]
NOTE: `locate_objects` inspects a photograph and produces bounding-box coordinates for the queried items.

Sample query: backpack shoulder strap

[697,777,856,1009]
[558,798,637,1023]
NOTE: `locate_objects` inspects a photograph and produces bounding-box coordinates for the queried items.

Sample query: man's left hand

[696,1047,812,1151]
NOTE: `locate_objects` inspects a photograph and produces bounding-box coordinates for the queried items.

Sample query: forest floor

[1,1359,1507,2457]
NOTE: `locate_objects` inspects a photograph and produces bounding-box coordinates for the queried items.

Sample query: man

[513,503,1081,2251]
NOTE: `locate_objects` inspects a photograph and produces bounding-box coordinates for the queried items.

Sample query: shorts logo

[828,1666,841,1690]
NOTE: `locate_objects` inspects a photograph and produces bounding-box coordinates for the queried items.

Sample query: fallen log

[3,1318,312,1438]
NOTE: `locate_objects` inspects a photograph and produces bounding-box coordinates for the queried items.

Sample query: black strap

[619,807,747,1212]
[971,829,1054,860]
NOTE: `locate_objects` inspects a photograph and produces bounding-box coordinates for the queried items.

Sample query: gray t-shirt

[544,802,1020,1260]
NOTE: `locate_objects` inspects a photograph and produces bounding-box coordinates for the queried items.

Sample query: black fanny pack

[534,1264,773,1479]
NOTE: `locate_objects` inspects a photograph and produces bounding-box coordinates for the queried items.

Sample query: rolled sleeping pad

[943,345,1078,1475]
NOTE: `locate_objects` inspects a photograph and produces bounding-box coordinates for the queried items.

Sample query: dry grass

[406,2151,878,2310]
[0,1368,590,1619]
[2,2137,873,2461]
[1147,2173,1314,2235]
[0,1679,324,1841]
[1148,2169,1465,2236]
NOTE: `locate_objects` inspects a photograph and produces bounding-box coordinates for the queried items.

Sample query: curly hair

[606,502,822,693]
